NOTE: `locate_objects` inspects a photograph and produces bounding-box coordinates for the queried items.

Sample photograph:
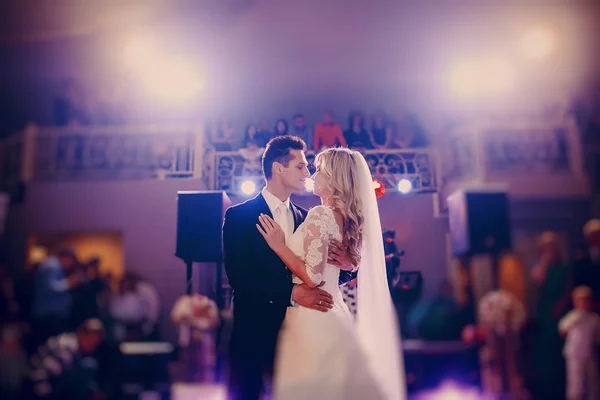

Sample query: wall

[5,177,590,342]
[30,231,124,278]
[6,179,449,341]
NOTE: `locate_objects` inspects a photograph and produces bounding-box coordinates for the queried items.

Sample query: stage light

[448,56,516,99]
[521,27,555,61]
[397,179,412,194]
[241,180,256,195]
[373,179,385,198]
[122,35,203,104]
[418,381,483,400]
[479,56,516,96]
[140,57,203,103]
[304,178,314,192]
[122,36,155,70]
[448,60,480,99]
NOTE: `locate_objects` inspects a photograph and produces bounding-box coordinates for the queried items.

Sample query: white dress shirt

[262,188,297,305]
[261,188,294,242]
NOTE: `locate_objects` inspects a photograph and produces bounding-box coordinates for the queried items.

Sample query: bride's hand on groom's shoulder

[292,282,334,312]
[256,214,286,252]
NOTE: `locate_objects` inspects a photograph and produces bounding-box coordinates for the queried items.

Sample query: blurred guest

[406,280,463,340]
[0,264,19,324]
[27,319,105,400]
[344,111,372,150]
[135,276,160,340]
[313,109,346,151]
[211,117,235,151]
[0,324,28,400]
[273,119,289,138]
[559,286,600,400]
[530,231,572,399]
[70,257,108,328]
[258,118,273,143]
[290,113,314,150]
[574,219,600,308]
[108,273,159,342]
[369,111,392,149]
[32,248,82,347]
[242,123,269,149]
[390,111,428,149]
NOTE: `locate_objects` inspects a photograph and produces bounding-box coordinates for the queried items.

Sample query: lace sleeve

[303,206,335,286]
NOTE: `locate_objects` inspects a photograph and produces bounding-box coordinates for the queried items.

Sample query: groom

[223,136,356,400]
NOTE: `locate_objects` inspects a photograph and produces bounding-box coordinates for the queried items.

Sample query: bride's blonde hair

[314,148,364,267]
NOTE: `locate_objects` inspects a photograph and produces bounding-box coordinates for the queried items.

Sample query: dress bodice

[288,205,344,298]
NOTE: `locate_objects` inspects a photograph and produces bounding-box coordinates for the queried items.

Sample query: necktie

[276,203,289,241]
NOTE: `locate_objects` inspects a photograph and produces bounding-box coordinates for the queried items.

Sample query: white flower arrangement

[171,294,220,342]
[478,290,526,336]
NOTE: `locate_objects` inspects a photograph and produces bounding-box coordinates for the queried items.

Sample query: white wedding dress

[272,205,387,400]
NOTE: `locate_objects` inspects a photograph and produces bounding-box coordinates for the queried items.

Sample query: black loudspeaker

[176,191,231,262]
[447,189,511,256]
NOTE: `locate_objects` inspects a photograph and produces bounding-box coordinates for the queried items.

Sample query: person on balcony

[210,117,235,151]
[369,111,393,149]
[313,109,347,151]
[258,118,273,145]
[390,111,428,149]
[344,111,373,151]
[290,113,314,151]
[242,123,269,149]
[273,119,289,138]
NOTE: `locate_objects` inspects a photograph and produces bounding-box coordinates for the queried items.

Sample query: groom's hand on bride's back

[292,281,334,312]
[327,240,354,271]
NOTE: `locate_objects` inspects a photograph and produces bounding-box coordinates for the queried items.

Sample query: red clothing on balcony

[313,122,347,150]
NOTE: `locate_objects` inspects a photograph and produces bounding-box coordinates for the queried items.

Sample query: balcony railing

[208,148,437,195]
[31,125,202,181]
[437,116,588,203]
[0,117,588,200]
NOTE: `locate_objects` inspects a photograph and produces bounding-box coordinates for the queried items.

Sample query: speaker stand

[215,261,223,310]
[213,260,225,384]
[185,260,193,295]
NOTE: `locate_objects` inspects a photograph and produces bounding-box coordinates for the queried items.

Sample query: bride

[257,147,406,400]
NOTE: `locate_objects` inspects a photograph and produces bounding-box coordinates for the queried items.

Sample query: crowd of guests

[0,247,160,400]
[207,109,427,152]
[525,221,600,400]
[205,109,428,178]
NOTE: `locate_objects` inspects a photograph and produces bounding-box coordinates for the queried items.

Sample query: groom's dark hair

[262,135,306,180]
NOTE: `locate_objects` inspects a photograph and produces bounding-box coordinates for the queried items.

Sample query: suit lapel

[254,192,273,218]
[291,202,303,232]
